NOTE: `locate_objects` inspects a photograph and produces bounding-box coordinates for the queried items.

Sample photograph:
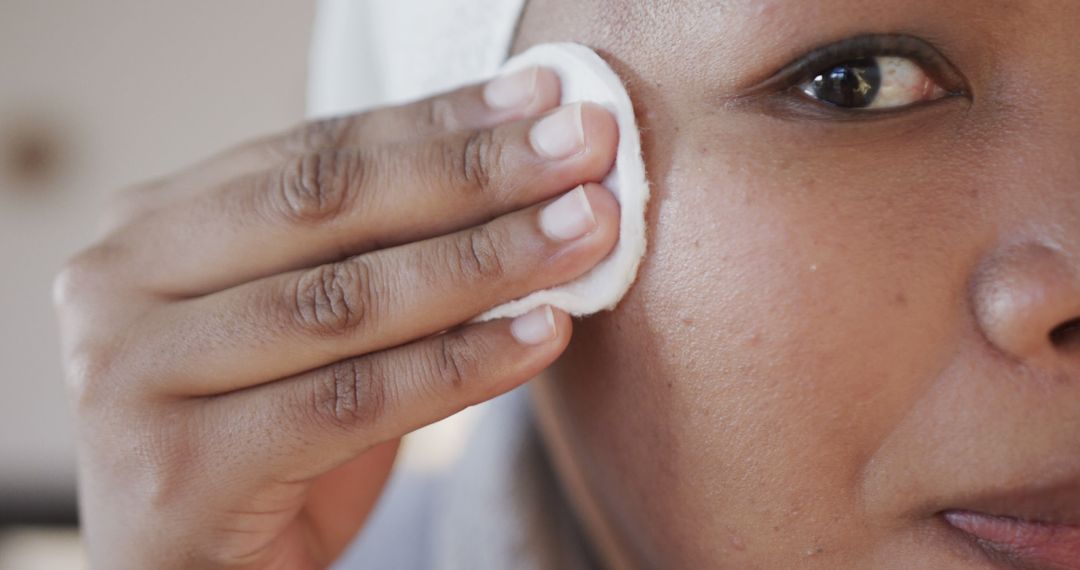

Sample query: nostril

[1049,317,1080,350]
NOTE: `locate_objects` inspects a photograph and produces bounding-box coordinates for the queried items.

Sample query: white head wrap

[308,0,527,118]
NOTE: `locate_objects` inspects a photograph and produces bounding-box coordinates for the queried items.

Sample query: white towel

[307,0,649,321]
[308,0,527,117]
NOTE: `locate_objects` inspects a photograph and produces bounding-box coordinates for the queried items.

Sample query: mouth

[942,489,1080,570]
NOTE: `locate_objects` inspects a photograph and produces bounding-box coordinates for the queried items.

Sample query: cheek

[536,126,968,564]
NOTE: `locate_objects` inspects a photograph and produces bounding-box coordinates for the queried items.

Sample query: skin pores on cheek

[533,104,978,567]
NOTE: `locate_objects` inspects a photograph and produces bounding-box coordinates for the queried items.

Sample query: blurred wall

[0,1,314,521]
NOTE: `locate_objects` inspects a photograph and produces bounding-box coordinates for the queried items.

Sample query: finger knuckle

[52,256,91,311]
[444,129,502,196]
[52,244,115,311]
[289,260,375,338]
[312,357,389,429]
[432,333,484,393]
[285,115,353,155]
[452,227,507,282]
[274,150,361,224]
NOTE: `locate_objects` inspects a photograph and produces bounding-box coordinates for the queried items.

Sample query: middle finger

[104,103,618,297]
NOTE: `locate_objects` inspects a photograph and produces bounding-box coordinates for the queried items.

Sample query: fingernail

[529,103,585,160]
[540,185,596,241]
[511,306,557,345]
[484,67,539,110]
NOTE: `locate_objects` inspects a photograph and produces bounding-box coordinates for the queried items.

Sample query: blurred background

[1,2,315,567]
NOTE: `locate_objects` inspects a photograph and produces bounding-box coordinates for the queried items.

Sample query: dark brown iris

[804,58,882,108]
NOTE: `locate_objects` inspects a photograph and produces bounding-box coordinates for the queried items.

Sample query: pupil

[808,58,881,108]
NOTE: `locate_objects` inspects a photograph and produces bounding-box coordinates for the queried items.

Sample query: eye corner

[943,75,975,104]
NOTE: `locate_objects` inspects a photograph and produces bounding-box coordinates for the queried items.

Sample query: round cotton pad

[472,42,650,322]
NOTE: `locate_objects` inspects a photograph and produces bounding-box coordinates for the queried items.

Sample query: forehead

[590,0,1029,23]
[585,0,1043,47]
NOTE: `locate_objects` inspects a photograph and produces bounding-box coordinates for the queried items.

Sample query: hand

[53,67,620,569]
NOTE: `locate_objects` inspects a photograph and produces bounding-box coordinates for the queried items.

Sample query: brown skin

[516,0,1080,568]
[54,72,623,568]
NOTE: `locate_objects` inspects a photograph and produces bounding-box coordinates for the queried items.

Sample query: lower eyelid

[770,87,969,122]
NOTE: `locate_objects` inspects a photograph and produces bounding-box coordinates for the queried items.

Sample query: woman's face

[514,1,1080,568]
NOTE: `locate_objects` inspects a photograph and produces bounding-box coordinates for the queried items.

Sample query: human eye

[732,34,971,120]
[799,55,949,110]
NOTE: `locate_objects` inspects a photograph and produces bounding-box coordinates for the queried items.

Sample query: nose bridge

[1030,98,1080,191]
[985,10,1080,199]
[978,41,1080,259]
[1003,111,1080,260]
[949,4,1080,392]
[1005,115,1079,199]
[969,57,1080,363]
[1022,1,1080,135]
[968,25,1080,370]
[969,88,1080,364]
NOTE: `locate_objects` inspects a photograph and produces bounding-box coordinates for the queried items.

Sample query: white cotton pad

[472,42,650,323]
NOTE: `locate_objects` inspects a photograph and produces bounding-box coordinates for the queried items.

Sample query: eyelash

[733,34,971,120]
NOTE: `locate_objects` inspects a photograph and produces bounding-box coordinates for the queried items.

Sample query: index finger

[112,67,562,226]
[290,66,563,152]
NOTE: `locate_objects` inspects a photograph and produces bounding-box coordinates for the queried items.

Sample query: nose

[972,241,1080,365]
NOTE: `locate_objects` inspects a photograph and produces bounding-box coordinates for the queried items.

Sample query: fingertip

[580,182,620,221]
[510,305,559,346]
[470,306,570,397]
[529,67,563,116]
[483,66,562,123]
[578,101,619,174]
[578,183,621,257]
[508,305,573,353]
[549,306,574,346]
